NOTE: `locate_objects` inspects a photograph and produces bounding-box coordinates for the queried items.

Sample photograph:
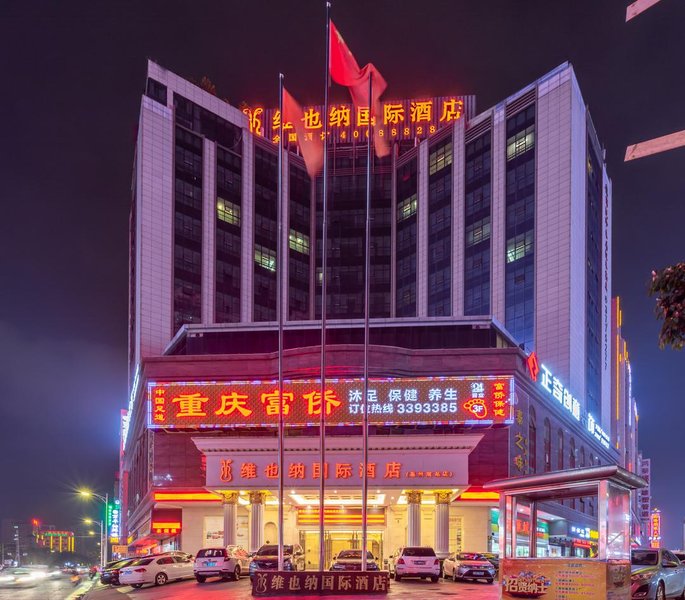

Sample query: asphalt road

[85,575,500,599]
[0,575,88,600]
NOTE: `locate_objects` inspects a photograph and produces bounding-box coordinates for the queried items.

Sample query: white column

[434,491,451,557]
[249,491,265,552]
[221,492,239,547]
[406,490,422,547]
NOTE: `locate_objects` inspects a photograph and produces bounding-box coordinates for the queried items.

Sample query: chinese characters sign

[148,376,514,429]
[206,449,465,489]
[650,509,661,548]
[252,571,389,596]
[297,508,385,527]
[107,499,121,542]
[243,96,474,146]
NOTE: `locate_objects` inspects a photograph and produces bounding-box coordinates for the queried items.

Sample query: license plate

[415,561,425,565]
[473,571,484,576]
[206,561,216,567]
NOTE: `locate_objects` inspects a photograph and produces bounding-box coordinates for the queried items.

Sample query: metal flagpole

[361,71,372,572]
[319,0,331,572]
[277,72,285,572]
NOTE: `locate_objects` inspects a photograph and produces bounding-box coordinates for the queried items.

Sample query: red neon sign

[148,376,514,429]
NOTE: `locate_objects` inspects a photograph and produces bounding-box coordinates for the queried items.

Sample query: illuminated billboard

[148,375,514,429]
[242,96,474,146]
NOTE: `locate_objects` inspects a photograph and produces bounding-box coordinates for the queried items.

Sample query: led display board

[242,96,474,146]
[148,375,514,429]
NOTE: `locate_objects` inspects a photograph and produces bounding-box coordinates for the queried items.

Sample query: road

[0,575,90,600]
[85,576,499,600]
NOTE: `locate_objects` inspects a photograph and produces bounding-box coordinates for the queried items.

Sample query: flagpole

[361,71,372,572]
[319,0,331,572]
[277,71,285,573]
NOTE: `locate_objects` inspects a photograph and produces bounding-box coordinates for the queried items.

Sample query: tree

[649,262,685,349]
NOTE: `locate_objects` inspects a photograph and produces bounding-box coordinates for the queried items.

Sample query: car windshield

[257,545,293,556]
[130,558,154,566]
[632,550,659,566]
[403,547,436,557]
[457,553,485,561]
[196,548,226,558]
[104,560,123,569]
[337,550,374,559]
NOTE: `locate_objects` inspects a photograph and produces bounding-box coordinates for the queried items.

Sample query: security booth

[484,465,646,600]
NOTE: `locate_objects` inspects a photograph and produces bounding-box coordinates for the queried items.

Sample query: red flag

[283,87,324,179]
[329,21,390,158]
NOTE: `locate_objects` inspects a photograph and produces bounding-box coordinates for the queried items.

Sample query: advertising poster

[501,558,630,600]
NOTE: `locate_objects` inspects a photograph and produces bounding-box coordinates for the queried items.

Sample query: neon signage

[107,499,121,541]
[534,358,611,450]
[243,96,472,146]
[148,376,514,429]
[650,509,661,548]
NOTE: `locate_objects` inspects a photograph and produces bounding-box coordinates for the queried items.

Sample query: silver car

[631,548,685,600]
[442,552,496,584]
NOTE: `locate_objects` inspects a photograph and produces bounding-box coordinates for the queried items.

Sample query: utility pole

[14,525,20,566]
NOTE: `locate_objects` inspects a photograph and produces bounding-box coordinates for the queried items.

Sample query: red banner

[148,376,514,429]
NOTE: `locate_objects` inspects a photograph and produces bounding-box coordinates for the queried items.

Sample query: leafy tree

[649,262,685,349]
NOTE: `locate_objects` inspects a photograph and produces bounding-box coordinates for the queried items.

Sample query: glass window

[255,245,276,272]
[506,125,535,161]
[289,229,310,255]
[529,407,537,473]
[543,419,551,472]
[557,429,564,470]
[397,194,417,221]
[217,198,241,226]
[429,141,453,176]
[466,217,491,246]
[506,231,534,263]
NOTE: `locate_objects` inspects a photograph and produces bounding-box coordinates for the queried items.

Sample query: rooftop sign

[148,375,514,429]
[242,96,473,146]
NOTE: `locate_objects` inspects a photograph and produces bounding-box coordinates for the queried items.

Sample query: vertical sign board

[108,499,121,543]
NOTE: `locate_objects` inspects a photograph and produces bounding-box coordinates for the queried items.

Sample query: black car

[249,544,305,578]
[100,558,136,585]
[330,550,379,571]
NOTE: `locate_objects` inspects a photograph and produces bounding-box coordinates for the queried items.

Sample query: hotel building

[119,59,636,565]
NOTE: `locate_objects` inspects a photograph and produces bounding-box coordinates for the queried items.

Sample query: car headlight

[631,572,654,583]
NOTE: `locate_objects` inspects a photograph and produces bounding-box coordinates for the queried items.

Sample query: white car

[442,552,496,584]
[388,546,441,582]
[194,545,251,582]
[119,554,194,588]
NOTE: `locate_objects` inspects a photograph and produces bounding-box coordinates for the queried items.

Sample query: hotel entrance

[300,530,384,570]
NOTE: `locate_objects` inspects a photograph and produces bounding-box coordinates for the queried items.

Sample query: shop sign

[501,557,630,600]
[297,507,386,527]
[243,96,470,145]
[650,509,661,548]
[587,413,611,450]
[206,449,464,488]
[107,499,121,541]
[151,508,182,535]
[112,544,129,555]
[252,570,389,596]
[148,375,514,429]
[570,525,599,541]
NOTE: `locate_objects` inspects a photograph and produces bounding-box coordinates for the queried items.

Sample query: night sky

[1,0,683,547]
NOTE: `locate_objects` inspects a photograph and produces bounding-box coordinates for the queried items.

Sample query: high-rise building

[121,60,623,562]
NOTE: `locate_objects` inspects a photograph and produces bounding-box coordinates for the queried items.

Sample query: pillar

[434,491,451,557]
[220,491,239,547]
[406,490,422,546]
[249,491,265,552]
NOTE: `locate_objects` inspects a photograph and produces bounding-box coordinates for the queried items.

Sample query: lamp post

[78,489,109,565]
[84,519,104,566]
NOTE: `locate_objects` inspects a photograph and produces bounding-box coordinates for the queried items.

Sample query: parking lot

[85,574,500,599]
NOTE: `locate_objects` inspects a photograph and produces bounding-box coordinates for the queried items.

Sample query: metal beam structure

[626,0,665,21]
[624,129,685,161]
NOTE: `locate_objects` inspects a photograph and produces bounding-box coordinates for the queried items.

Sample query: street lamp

[83,518,104,566]
[78,489,109,566]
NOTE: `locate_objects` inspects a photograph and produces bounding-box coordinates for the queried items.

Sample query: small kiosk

[484,465,646,599]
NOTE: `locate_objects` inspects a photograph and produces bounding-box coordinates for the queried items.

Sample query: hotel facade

[119,59,636,566]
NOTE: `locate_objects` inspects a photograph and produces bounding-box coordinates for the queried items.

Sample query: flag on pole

[283,87,324,179]
[329,21,390,158]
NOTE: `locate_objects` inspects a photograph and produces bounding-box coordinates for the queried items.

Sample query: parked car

[631,548,685,600]
[481,552,500,572]
[330,550,379,571]
[100,558,137,585]
[674,552,685,564]
[249,544,305,579]
[194,545,251,582]
[388,546,440,582]
[119,554,194,588]
[442,552,496,584]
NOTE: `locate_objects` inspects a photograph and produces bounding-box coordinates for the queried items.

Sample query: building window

[217,198,240,226]
[543,418,551,472]
[529,407,537,473]
[429,140,453,175]
[289,229,310,255]
[255,245,276,272]
[397,193,417,221]
[569,438,576,469]
[506,125,535,161]
[506,231,534,263]
[466,217,491,246]
[146,77,167,106]
[557,429,564,471]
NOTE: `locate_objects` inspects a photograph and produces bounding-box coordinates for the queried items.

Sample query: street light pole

[78,489,109,565]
